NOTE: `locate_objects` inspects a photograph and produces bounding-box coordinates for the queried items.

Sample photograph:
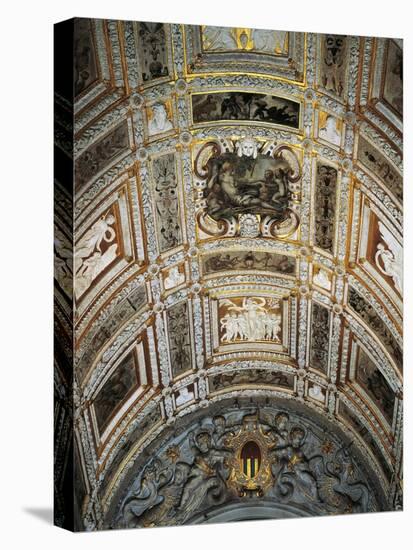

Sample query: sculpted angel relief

[364,211,403,297]
[74,211,119,299]
[118,411,375,529]
[375,221,403,294]
[219,297,282,343]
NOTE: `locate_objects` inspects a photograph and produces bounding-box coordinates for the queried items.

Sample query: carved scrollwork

[261,210,300,239]
[196,210,237,237]
[193,140,222,180]
[272,144,302,183]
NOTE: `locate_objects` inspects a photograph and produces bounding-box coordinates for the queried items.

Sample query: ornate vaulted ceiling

[54,19,403,530]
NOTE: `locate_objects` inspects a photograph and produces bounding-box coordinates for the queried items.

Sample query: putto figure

[148,102,173,136]
[319,114,341,146]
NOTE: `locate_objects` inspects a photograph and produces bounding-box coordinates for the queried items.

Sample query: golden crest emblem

[224,414,273,497]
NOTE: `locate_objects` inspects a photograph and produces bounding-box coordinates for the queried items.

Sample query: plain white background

[0,0,411,547]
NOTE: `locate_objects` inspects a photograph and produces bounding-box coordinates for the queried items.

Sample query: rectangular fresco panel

[192,91,300,127]
[357,135,402,202]
[166,301,193,378]
[310,302,330,374]
[74,18,99,96]
[355,347,395,426]
[151,152,183,253]
[75,121,130,192]
[93,351,138,434]
[136,22,170,83]
[319,34,348,97]
[348,286,402,369]
[382,40,403,117]
[201,251,296,275]
[314,163,337,253]
[208,369,295,392]
[54,17,403,533]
